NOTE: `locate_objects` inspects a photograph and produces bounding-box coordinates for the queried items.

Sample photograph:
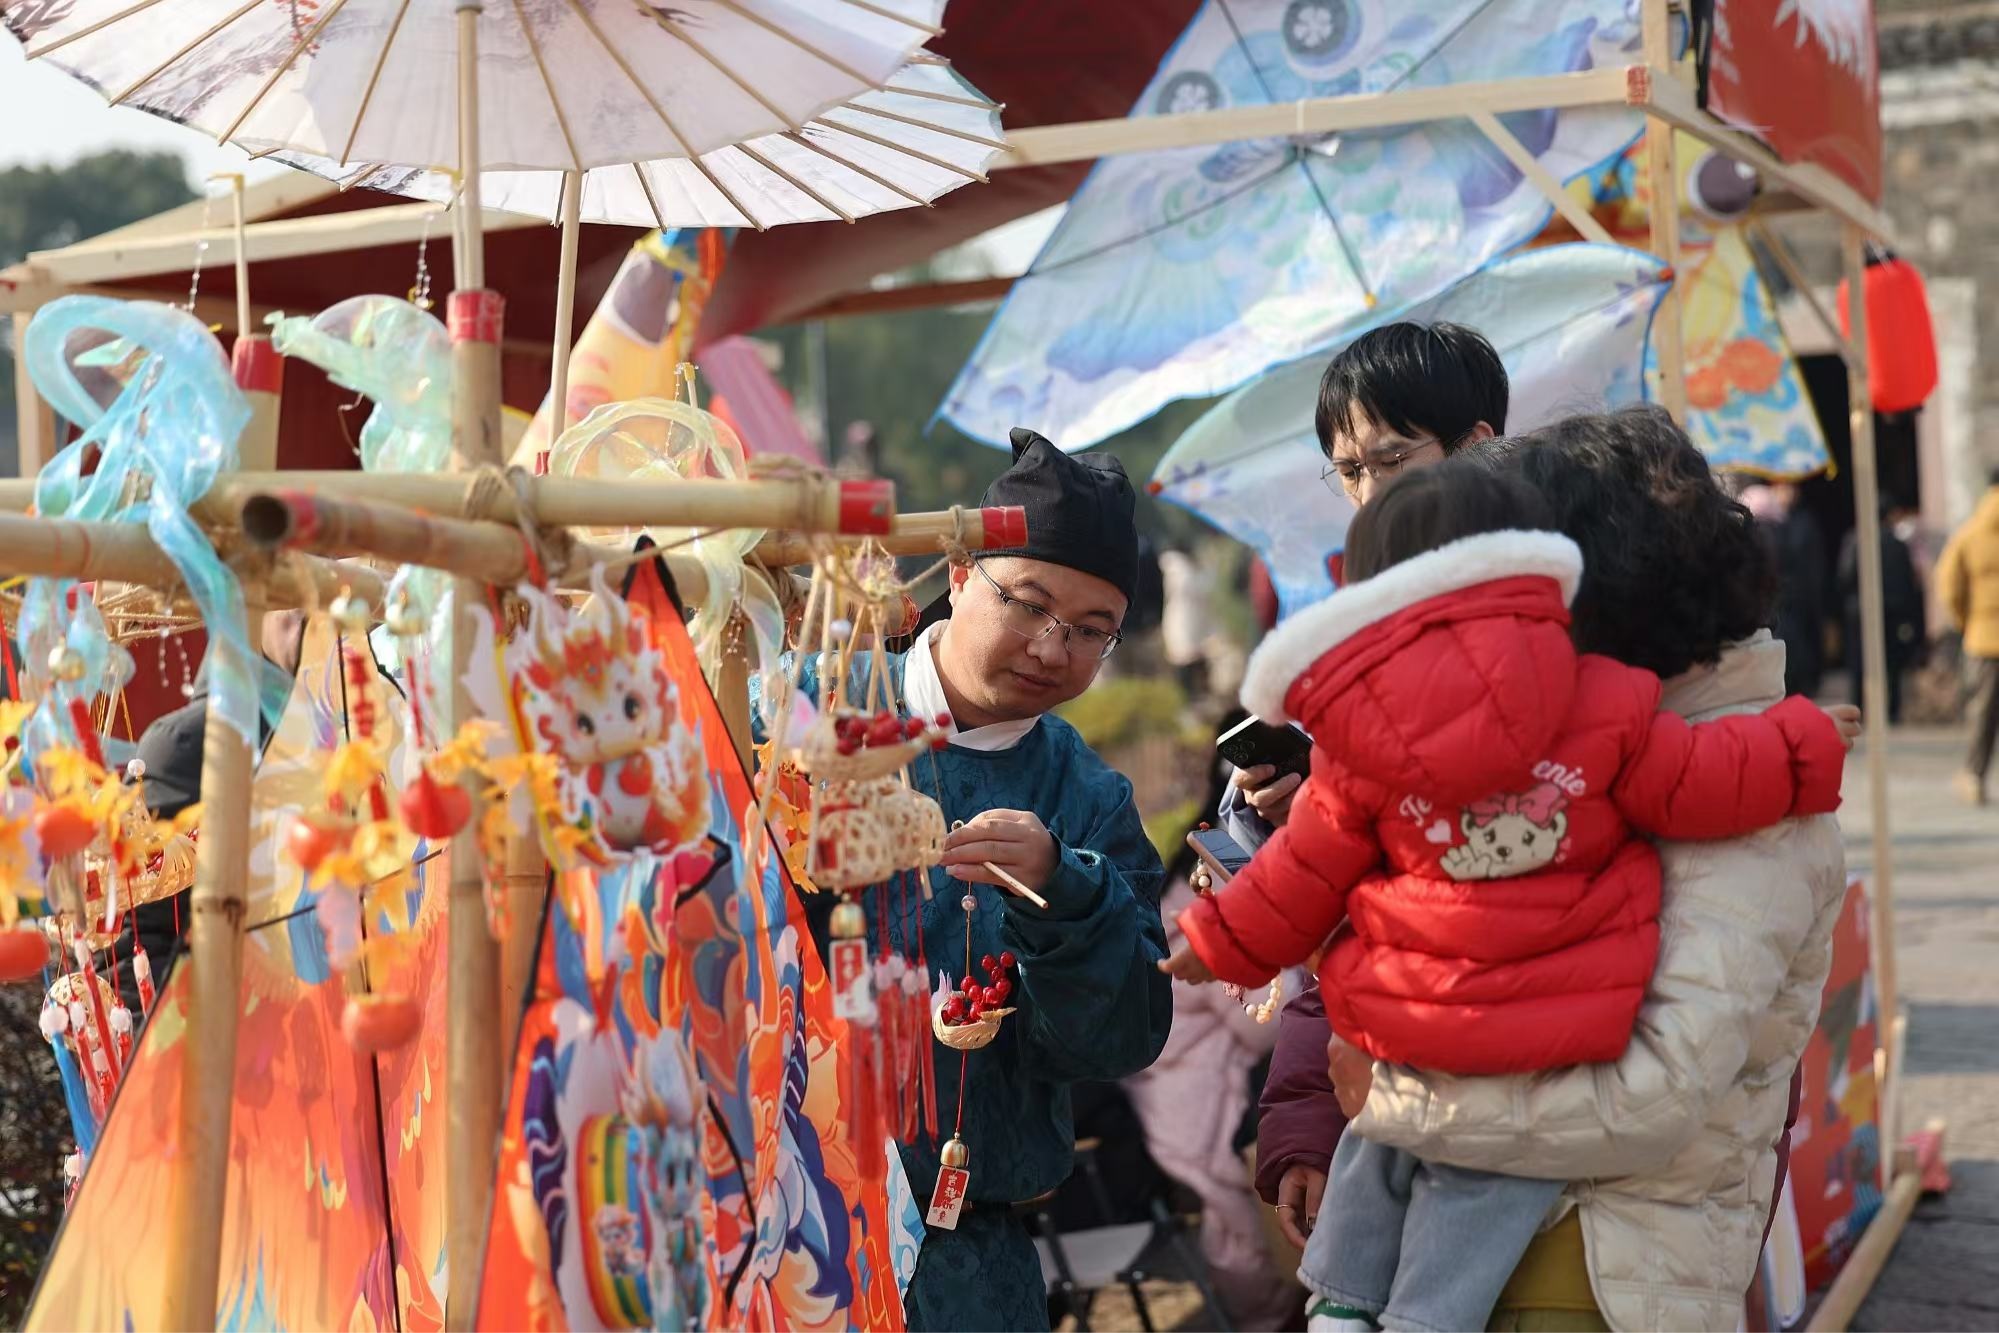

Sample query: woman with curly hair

[1321,407,1854,1330]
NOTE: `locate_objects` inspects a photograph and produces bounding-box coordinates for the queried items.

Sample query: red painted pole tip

[981,505,1028,549]
[448,290,507,346]
[230,336,284,395]
[836,479,895,534]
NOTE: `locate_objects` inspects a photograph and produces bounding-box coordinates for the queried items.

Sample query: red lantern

[399,769,472,841]
[1838,252,1938,414]
[34,806,97,860]
[285,817,350,872]
[341,993,423,1052]
[0,927,49,982]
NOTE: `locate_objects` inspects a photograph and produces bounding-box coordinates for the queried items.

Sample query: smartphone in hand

[1187,826,1253,883]
[1216,715,1313,780]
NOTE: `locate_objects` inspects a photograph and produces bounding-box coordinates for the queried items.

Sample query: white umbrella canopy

[3,0,950,174]
[280,55,1007,228]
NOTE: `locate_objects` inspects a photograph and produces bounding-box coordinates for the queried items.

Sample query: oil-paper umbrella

[2,0,952,176]
[279,54,1006,231]
[938,0,1649,452]
[1152,243,1667,613]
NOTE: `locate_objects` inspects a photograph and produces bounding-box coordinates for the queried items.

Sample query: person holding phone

[1221,323,1509,1252]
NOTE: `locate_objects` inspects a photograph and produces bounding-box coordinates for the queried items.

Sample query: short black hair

[1505,406,1775,679]
[1314,322,1510,461]
[1342,458,1555,583]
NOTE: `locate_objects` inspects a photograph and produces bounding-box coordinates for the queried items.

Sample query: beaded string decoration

[922,874,1020,1230]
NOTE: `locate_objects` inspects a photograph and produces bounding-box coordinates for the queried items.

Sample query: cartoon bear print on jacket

[1439,781,1570,881]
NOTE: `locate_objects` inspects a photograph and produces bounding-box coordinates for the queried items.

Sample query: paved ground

[1845,726,1999,1332]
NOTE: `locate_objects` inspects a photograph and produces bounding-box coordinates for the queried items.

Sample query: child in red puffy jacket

[1161,463,1855,1332]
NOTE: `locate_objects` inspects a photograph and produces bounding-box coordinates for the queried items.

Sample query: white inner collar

[904,622,1040,753]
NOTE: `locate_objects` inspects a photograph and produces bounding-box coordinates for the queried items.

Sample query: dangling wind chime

[772,556,951,1187]
[281,585,476,1052]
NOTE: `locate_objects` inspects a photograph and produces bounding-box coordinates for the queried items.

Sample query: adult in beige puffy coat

[1342,413,1849,1330]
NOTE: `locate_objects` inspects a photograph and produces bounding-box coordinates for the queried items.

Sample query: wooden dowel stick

[161,580,265,1329]
[948,820,1049,910]
[1642,0,1687,425]
[1843,222,1900,1068]
[547,170,582,450]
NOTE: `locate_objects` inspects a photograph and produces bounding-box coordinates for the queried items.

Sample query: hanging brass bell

[830,899,867,940]
[46,645,86,682]
[940,1137,970,1169]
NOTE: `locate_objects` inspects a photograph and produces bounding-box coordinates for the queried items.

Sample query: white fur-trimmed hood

[1241,530,1584,723]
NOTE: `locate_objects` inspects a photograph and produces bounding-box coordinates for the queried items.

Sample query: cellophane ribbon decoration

[545,396,787,682]
[268,295,451,473]
[270,294,456,719]
[21,298,256,743]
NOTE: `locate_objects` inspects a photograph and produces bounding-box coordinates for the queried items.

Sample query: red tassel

[852,1034,884,1189]
[68,698,104,767]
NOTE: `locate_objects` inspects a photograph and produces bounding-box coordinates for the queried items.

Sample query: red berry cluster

[831,710,952,756]
[939,951,1016,1026]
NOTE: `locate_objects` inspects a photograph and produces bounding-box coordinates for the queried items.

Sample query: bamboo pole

[445,3,503,1318]
[232,337,283,469]
[1805,1120,1947,1331]
[1843,221,1901,1122]
[13,312,57,480]
[716,609,755,775]
[752,504,1026,567]
[0,471,899,535]
[0,508,383,606]
[496,833,546,1076]
[237,488,713,602]
[1641,0,1687,424]
[161,578,266,1330]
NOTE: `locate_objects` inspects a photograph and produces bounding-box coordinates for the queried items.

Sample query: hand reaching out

[1159,943,1216,984]
[1824,703,1862,750]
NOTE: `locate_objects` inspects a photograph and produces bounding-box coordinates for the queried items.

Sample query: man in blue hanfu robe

[780,427,1172,1330]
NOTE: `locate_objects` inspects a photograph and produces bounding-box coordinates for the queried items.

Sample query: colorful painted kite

[940,0,1647,450]
[25,617,450,1331]
[471,549,921,1331]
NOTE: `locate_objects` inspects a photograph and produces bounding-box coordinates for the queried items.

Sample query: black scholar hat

[896,427,1140,649]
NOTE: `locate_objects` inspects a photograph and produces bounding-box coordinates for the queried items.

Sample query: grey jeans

[1300,1134,1563,1333]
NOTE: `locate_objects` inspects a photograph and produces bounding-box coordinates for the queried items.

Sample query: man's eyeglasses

[1322,437,1444,494]
[975,562,1123,661]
